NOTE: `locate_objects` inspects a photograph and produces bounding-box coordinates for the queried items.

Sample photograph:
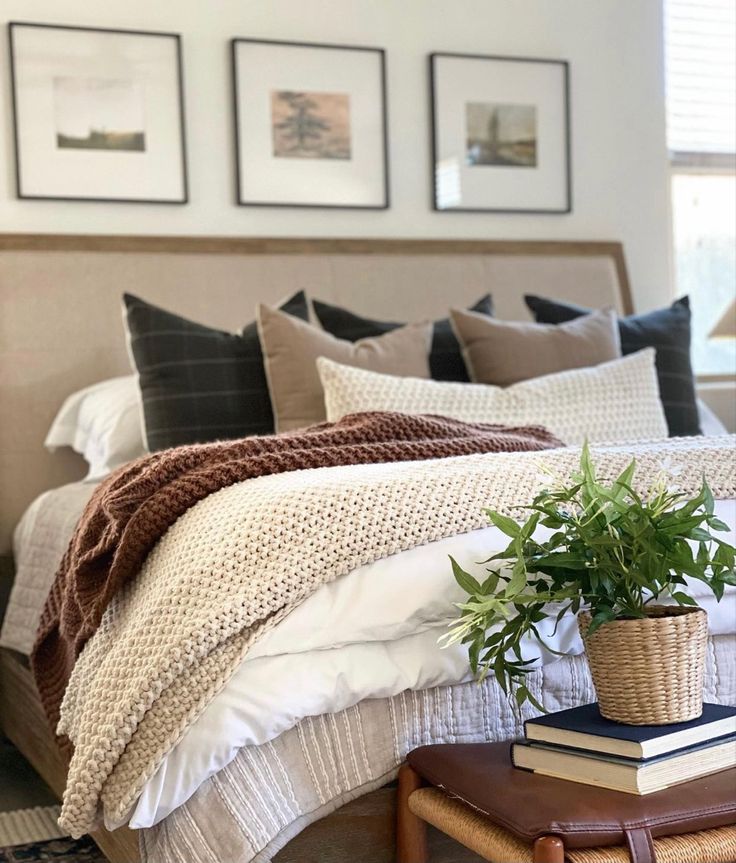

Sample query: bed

[0,234,733,863]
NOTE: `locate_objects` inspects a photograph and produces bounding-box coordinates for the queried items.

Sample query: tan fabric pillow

[258,304,432,431]
[450,307,621,386]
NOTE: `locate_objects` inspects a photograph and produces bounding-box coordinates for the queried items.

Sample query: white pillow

[698,398,729,436]
[318,349,668,445]
[45,376,147,480]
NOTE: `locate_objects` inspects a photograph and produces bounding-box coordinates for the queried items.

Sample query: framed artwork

[430,53,571,213]
[231,38,389,209]
[8,22,188,203]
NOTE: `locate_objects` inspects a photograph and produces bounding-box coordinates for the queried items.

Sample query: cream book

[512,736,736,795]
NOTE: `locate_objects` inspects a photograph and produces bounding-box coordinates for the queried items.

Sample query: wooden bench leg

[533,835,565,863]
[396,762,428,863]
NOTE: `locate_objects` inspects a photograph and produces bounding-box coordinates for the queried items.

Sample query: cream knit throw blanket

[57,436,736,836]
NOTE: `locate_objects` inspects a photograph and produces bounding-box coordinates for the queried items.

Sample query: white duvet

[121,499,736,831]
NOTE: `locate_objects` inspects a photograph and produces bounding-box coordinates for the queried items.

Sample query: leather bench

[396,742,736,863]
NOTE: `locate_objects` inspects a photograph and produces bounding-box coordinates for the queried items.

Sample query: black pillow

[313,294,494,382]
[124,291,309,450]
[524,295,701,437]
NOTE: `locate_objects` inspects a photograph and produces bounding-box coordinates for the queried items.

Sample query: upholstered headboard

[0,234,632,552]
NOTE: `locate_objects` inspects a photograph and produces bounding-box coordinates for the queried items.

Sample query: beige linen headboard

[0,234,632,552]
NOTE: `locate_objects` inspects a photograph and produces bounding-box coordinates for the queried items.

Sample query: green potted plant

[442,445,735,725]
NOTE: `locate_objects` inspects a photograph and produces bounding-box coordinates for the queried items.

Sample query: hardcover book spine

[510,741,533,773]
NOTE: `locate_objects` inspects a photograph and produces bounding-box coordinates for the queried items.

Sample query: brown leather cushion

[407,742,736,850]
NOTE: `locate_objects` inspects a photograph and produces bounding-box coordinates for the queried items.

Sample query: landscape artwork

[54,77,146,152]
[465,102,537,167]
[271,90,351,160]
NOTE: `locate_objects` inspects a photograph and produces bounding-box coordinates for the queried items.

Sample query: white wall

[0,0,673,311]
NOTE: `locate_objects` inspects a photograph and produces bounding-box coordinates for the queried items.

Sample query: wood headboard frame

[0,234,632,552]
[0,234,632,309]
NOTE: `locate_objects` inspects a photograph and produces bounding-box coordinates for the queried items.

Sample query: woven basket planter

[578,605,708,725]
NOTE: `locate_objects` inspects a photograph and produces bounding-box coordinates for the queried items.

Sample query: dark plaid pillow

[312,294,494,382]
[524,295,701,437]
[124,292,309,450]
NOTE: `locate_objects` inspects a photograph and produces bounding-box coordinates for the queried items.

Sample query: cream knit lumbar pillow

[318,349,668,444]
[258,304,433,432]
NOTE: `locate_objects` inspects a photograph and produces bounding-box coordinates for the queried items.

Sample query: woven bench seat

[407,785,736,862]
[396,742,736,863]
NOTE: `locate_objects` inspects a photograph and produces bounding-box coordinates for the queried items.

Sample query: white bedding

[0,481,95,656]
[2,478,734,836]
[125,498,736,831]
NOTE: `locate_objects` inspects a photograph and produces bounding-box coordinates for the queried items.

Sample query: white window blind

[665,0,736,161]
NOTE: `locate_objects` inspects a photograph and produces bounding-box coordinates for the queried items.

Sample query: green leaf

[611,459,636,501]
[714,542,735,564]
[703,479,714,516]
[485,510,522,539]
[609,479,644,509]
[671,592,699,606]
[507,657,538,669]
[468,637,481,673]
[580,440,595,482]
[520,512,540,541]
[493,652,508,694]
[585,608,615,636]
[697,542,709,567]
[520,685,546,714]
[449,556,482,596]
[531,553,589,569]
[660,515,707,536]
[505,558,528,596]
[480,570,500,595]
[514,686,528,707]
[484,631,503,649]
[550,603,571,636]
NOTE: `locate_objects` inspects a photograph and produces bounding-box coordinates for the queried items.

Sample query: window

[665,0,736,376]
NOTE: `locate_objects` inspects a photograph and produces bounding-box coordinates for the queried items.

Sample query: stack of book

[512,702,736,795]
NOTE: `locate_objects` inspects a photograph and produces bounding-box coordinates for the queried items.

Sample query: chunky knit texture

[32,412,560,741]
[55,435,735,836]
[318,349,669,444]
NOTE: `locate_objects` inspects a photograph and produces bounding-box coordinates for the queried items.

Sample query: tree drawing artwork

[275,91,328,149]
[271,90,351,160]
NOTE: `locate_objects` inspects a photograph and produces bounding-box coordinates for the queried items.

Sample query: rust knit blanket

[31,411,561,736]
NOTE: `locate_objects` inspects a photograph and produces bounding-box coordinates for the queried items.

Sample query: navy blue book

[524,702,736,760]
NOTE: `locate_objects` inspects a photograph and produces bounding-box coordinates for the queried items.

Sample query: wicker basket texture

[579,605,708,725]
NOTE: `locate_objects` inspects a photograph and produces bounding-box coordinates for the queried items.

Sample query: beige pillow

[258,304,433,431]
[450,307,621,386]
[317,349,668,445]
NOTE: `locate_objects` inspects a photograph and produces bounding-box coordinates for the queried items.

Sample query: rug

[0,808,64,847]
[0,835,106,861]
[0,807,105,862]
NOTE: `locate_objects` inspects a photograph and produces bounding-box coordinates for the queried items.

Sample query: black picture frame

[8,21,188,204]
[429,52,571,214]
[231,37,390,209]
